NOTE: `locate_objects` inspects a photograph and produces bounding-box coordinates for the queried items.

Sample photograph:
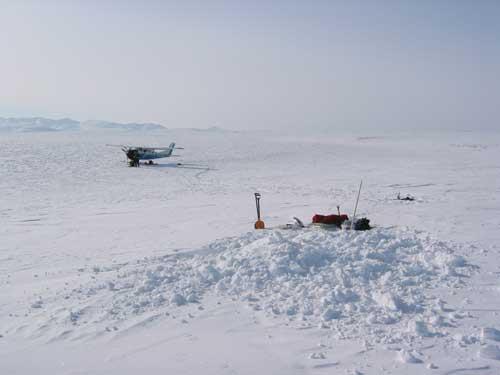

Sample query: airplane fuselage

[116,142,177,166]
[135,149,173,160]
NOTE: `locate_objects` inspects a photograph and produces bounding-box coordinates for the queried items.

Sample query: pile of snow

[22,227,473,343]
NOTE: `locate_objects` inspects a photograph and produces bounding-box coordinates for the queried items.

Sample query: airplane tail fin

[168,142,176,156]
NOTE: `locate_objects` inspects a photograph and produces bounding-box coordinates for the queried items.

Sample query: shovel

[254,193,265,229]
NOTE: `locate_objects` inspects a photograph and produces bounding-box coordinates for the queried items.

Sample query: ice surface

[1,129,500,374]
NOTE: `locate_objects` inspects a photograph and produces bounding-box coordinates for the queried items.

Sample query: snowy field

[1,128,500,374]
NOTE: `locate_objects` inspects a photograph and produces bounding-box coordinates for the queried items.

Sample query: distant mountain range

[0,117,167,132]
[0,117,236,133]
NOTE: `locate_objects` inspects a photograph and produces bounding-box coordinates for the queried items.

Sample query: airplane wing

[106,144,183,150]
[106,144,154,150]
[140,146,184,150]
[153,147,184,150]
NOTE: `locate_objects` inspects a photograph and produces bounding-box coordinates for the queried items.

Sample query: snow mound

[22,227,473,342]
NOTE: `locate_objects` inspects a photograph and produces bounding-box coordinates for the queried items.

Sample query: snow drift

[19,227,473,344]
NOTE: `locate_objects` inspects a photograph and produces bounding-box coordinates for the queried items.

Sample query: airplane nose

[126,149,138,160]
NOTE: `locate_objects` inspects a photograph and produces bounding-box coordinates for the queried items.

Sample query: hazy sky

[1,0,499,131]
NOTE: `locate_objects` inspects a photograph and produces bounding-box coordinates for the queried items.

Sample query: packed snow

[1,128,500,374]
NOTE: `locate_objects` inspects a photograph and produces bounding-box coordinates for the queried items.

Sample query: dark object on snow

[127,149,140,167]
[312,214,349,227]
[353,217,371,231]
[397,192,415,201]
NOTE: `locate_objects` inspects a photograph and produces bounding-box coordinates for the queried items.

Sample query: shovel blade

[254,220,265,229]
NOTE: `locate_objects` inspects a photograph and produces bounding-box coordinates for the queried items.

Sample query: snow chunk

[170,294,186,306]
[373,292,404,312]
[397,349,423,364]
[186,293,199,303]
[198,264,221,284]
[481,327,500,342]
[407,320,433,337]
[453,333,478,347]
[322,308,341,321]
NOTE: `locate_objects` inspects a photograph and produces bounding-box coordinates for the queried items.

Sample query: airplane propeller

[125,149,140,167]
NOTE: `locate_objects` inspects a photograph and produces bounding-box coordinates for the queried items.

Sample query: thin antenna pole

[351,180,363,229]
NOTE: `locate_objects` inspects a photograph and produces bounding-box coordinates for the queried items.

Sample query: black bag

[354,218,371,231]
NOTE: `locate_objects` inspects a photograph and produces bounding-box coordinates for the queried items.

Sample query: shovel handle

[254,193,261,220]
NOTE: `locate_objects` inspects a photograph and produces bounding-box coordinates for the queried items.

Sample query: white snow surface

[1,129,500,374]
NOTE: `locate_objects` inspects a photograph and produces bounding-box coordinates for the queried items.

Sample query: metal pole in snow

[351,180,363,229]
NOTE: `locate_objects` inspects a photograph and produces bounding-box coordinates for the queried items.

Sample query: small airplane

[107,142,183,167]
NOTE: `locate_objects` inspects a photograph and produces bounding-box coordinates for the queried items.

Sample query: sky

[1,0,499,131]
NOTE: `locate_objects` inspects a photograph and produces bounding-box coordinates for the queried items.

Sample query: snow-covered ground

[1,129,500,374]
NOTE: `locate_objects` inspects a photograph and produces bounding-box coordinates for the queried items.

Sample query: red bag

[312,214,349,227]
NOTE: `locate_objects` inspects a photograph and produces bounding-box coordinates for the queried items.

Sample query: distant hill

[80,120,167,132]
[0,117,167,132]
[0,116,240,133]
[172,126,238,134]
[0,117,80,132]
[188,126,230,133]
